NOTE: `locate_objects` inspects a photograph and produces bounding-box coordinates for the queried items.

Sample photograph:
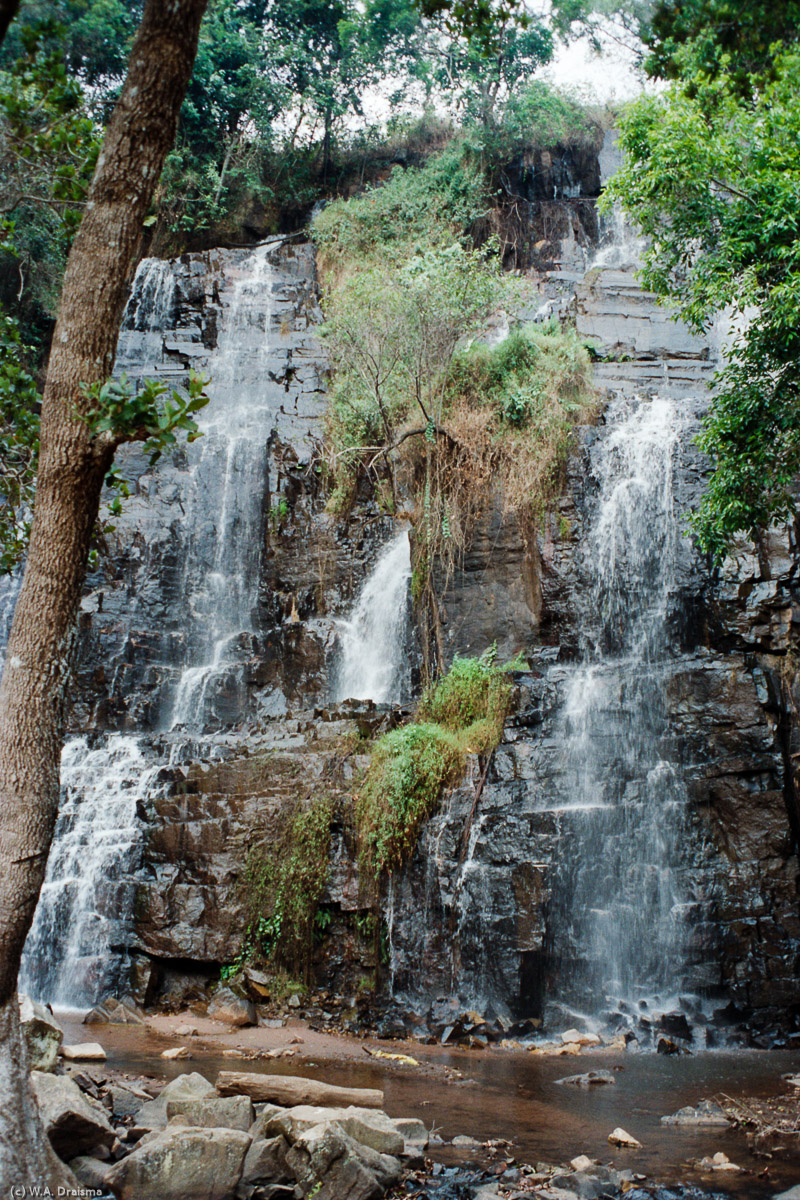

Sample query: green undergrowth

[356,648,525,884]
[239,795,334,982]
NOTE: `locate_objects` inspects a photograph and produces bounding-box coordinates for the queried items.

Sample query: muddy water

[59,1017,800,1198]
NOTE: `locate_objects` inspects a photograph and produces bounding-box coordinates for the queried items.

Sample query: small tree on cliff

[0,0,209,1186]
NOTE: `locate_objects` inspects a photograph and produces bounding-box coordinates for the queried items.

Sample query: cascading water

[19,737,162,1007]
[167,244,274,730]
[20,245,281,1005]
[545,394,691,1024]
[333,530,412,703]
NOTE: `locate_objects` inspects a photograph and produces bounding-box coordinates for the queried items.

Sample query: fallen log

[215,1071,384,1109]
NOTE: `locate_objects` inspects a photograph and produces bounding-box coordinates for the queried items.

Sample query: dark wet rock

[105,1125,251,1200]
[32,1070,116,1160]
[657,1037,687,1057]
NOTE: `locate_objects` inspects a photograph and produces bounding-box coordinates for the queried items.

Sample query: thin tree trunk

[0,0,208,1185]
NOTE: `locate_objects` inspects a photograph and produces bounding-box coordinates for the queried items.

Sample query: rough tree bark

[0,0,208,1186]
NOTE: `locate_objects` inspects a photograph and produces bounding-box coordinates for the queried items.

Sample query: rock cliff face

[22,149,800,1038]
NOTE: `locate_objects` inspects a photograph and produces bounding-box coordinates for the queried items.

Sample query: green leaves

[80,369,211,466]
[606,49,800,559]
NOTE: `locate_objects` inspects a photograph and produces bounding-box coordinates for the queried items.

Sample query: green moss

[242,796,334,979]
[356,649,524,883]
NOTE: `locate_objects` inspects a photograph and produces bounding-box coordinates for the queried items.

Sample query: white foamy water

[20,735,161,1007]
[333,531,411,703]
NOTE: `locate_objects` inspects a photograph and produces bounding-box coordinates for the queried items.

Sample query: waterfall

[332,531,412,703]
[545,394,691,1024]
[18,245,282,1005]
[19,736,160,1007]
[168,244,274,730]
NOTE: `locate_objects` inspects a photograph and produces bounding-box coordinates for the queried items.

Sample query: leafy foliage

[80,370,210,465]
[242,796,334,979]
[356,648,521,881]
[0,309,39,571]
[606,49,800,558]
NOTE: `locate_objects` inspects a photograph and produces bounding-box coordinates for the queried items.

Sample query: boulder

[68,1156,111,1190]
[161,1046,192,1060]
[108,1084,147,1120]
[240,1134,292,1186]
[661,1101,730,1127]
[19,994,63,1071]
[608,1127,641,1149]
[167,1095,254,1131]
[554,1071,616,1087]
[560,1029,601,1047]
[285,1121,401,1200]
[264,1106,404,1156]
[61,1043,107,1061]
[137,1071,215,1129]
[84,997,145,1025]
[208,987,257,1027]
[32,1071,116,1160]
[105,1125,251,1200]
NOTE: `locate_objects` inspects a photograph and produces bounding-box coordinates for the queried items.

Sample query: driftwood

[215,1071,384,1109]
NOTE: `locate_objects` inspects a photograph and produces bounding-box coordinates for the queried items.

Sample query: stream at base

[56,1013,800,1198]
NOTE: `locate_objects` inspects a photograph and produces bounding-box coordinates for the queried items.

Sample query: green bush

[356,649,524,882]
[242,796,334,979]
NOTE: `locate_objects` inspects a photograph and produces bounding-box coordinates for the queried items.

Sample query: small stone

[60,1043,107,1061]
[161,1046,192,1060]
[661,1101,730,1127]
[561,1029,600,1046]
[556,1042,582,1056]
[68,1156,110,1190]
[608,1127,641,1148]
[452,1134,481,1147]
[570,1155,595,1171]
[287,993,301,1009]
[174,1025,199,1037]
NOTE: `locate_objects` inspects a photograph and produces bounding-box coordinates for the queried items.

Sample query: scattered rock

[240,1134,292,1187]
[136,1071,215,1129]
[285,1120,401,1200]
[560,1029,601,1047]
[166,1094,253,1131]
[19,993,63,1072]
[161,1046,192,1060]
[452,1135,481,1147]
[207,987,257,1027]
[555,1071,616,1087]
[661,1101,731,1127]
[242,967,272,1000]
[556,1042,583,1056]
[61,1042,107,1061]
[287,993,301,1009]
[698,1151,742,1172]
[656,1036,686,1056]
[68,1156,110,1190]
[264,1105,406,1156]
[174,1024,199,1037]
[570,1155,595,1171]
[108,1085,146,1120]
[104,1125,251,1200]
[84,997,145,1025]
[608,1127,641,1148]
[32,1071,116,1160]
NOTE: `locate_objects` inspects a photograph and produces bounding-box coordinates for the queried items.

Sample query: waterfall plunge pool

[56,1011,800,1197]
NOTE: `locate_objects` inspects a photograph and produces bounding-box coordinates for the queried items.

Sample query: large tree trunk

[0,0,208,1185]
